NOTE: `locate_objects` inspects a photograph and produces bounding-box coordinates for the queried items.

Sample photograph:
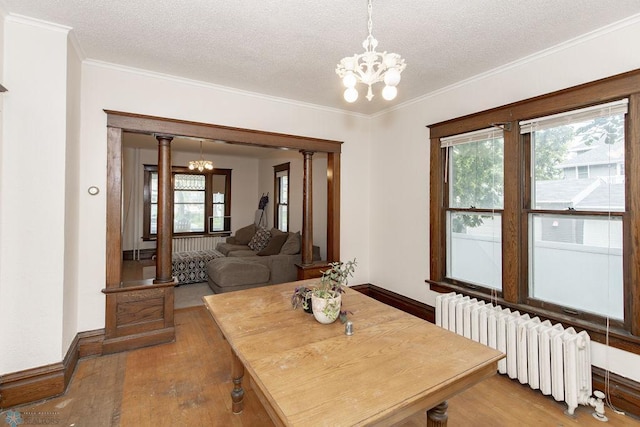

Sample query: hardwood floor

[4,306,638,426]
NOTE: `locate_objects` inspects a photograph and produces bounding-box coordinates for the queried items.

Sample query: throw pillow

[280,231,301,255]
[248,227,271,252]
[257,233,288,256]
[234,224,257,245]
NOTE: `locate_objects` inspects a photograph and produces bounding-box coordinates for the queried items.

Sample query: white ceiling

[4,1,640,156]
[4,0,640,117]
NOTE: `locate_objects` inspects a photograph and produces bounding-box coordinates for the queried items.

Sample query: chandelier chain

[367,0,373,39]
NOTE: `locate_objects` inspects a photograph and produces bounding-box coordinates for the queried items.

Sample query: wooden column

[301,150,314,265]
[155,134,174,283]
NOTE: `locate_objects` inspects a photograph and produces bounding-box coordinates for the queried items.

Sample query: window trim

[274,162,290,232]
[427,69,640,354]
[142,164,231,240]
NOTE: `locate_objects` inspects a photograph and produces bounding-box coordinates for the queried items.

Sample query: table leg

[231,350,245,414]
[427,401,448,427]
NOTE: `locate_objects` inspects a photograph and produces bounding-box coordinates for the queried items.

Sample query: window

[143,165,231,239]
[441,129,504,290]
[274,163,290,232]
[522,100,626,320]
[428,71,640,353]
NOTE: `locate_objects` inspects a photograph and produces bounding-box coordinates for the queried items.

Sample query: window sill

[426,280,640,356]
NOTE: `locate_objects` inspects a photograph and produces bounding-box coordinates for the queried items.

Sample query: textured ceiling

[3,1,640,117]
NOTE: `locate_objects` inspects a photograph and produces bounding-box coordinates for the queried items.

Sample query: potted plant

[291,258,357,323]
[291,285,313,313]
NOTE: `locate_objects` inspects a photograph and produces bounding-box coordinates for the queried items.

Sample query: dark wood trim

[301,150,314,265]
[327,152,340,262]
[155,134,174,283]
[273,162,290,232]
[627,93,640,336]
[105,110,343,153]
[106,110,342,357]
[429,137,445,281]
[0,329,105,409]
[592,366,640,419]
[428,69,640,354]
[352,284,435,323]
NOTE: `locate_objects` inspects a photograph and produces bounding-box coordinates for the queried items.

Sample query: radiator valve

[588,390,608,422]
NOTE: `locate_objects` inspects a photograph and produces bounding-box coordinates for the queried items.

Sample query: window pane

[449,137,503,209]
[150,204,157,235]
[278,205,288,232]
[529,214,623,319]
[212,174,226,195]
[447,212,502,290]
[210,203,225,231]
[151,173,158,203]
[280,176,288,203]
[532,112,625,211]
[174,204,204,232]
[175,190,205,203]
[175,174,205,190]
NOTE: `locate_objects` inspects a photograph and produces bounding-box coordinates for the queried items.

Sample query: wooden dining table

[203,280,504,426]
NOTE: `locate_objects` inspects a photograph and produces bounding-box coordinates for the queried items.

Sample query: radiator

[172,236,226,253]
[435,292,592,416]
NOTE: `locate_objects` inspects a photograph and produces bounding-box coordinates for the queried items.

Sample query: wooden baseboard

[354,283,640,419]
[352,283,435,323]
[593,366,640,419]
[102,327,175,355]
[0,329,105,410]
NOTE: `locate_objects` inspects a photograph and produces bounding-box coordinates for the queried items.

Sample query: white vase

[311,291,342,324]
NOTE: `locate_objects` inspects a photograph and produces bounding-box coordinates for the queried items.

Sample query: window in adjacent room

[143,166,231,239]
[274,163,290,232]
[441,128,504,291]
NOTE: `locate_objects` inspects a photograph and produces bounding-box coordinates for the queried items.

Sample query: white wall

[0,17,71,373]
[370,15,640,382]
[77,62,371,336]
[62,34,82,353]
[257,152,328,258]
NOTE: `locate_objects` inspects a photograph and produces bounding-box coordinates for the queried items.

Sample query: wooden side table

[296,261,331,280]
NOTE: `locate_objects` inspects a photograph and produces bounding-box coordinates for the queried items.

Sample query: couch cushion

[216,242,250,256]
[258,233,288,256]
[234,224,257,245]
[207,258,270,287]
[280,231,301,255]
[248,227,271,252]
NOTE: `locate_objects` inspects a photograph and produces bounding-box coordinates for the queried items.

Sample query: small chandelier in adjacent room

[336,0,406,103]
[188,141,214,172]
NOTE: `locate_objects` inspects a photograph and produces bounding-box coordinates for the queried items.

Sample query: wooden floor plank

[3,306,637,426]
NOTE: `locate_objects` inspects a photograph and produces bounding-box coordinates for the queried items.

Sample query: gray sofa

[207,224,319,293]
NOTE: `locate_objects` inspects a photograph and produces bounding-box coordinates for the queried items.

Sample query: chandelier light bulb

[188,164,195,170]
[383,68,401,86]
[335,0,406,103]
[343,72,357,88]
[382,85,397,101]
[344,87,359,103]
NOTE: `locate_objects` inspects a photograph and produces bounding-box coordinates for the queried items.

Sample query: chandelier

[188,141,213,172]
[335,0,406,103]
